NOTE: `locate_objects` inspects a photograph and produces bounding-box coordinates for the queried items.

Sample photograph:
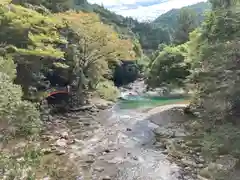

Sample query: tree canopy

[188,0,240,122]
[146,44,190,89]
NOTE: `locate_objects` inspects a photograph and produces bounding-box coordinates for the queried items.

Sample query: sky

[88,0,207,21]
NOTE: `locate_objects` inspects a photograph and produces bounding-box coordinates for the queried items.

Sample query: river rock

[60,131,69,139]
[154,127,175,138]
[162,150,168,155]
[154,142,166,149]
[216,155,239,171]
[85,155,95,164]
[181,158,198,168]
[180,143,188,150]
[84,122,91,126]
[15,142,27,149]
[197,175,209,180]
[42,176,51,180]
[197,157,205,164]
[56,149,66,155]
[166,139,183,158]
[184,166,191,171]
[133,156,138,161]
[104,149,110,153]
[41,135,56,141]
[95,101,113,110]
[189,121,203,131]
[197,164,204,168]
[41,148,52,155]
[102,176,111,180]
[185,139,200,147]
[94,167,104,172]
[55,139,67,147]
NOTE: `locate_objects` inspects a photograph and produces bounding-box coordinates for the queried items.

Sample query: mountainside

[153,2,211,33]
[76,1,211,52]
[73,1,171,52]
[11,0,210,52]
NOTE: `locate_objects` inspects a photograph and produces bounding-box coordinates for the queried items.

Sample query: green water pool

[118,95,189,109]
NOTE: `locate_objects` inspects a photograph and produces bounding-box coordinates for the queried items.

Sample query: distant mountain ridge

[71,1,211,52]
[153,2,211,32]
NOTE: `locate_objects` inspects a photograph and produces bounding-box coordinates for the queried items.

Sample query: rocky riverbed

[149,106,240,180]
[37,101,194,180]
[6,97,239,180]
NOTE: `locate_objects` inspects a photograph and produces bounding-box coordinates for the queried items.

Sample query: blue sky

[88,0,207,21]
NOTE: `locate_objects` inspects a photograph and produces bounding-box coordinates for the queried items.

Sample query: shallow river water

[72,92,191,180]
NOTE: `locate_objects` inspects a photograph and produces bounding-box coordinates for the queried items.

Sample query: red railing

[46,86,71,97]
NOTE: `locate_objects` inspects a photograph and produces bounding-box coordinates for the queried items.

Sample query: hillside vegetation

[74,1,210,52]
[146,0,240,178]
[0,1,139,178]
[153,2,211,33]
[10,0,210,53]
[1,0,239,179]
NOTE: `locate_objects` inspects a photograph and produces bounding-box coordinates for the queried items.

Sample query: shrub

[201,123,240,160]
[96,81,120,101]
[0,56,41,137]
[0,144,42,180]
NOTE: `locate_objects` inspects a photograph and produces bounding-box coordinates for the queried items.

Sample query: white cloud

[89,0,208,21]
[89,0,161,6]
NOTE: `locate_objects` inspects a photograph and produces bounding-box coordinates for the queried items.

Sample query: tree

[0,56,41,136]
[58,12,137,102]
[173,8,198,45]
[12,0,72,12]
[0,4,67,98]
[188,0,240,122]
[146,45,190,89]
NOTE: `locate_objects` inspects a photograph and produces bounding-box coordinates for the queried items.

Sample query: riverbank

[36,102,189,180]
[0,98,113,180]
[147,105,240,180]
[3,98,239,180]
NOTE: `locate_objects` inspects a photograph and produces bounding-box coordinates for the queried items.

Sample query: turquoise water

[117,95,189,109]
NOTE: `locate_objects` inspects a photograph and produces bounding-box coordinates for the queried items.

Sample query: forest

[0,0,240,179]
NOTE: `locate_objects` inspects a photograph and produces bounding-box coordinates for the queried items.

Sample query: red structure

[46,86,71,98]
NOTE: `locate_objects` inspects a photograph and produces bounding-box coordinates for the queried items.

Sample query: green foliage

[131,22,171,52]
[0,4,68,96]
[96,81,120,101]
[0,56,41,136]
[202,123,240,159]
[173,8,198,45]
[0,144,42,180]
[12,0,72,12]
[146,45,190,89]
[137,55,150,73]
[0,56,16,80]
[71,1,170,52]
[58,11,137,101]
[153,2,211,35]
[188,0,240,122]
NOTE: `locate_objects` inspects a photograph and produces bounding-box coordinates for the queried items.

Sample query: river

[69,82,191,180]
